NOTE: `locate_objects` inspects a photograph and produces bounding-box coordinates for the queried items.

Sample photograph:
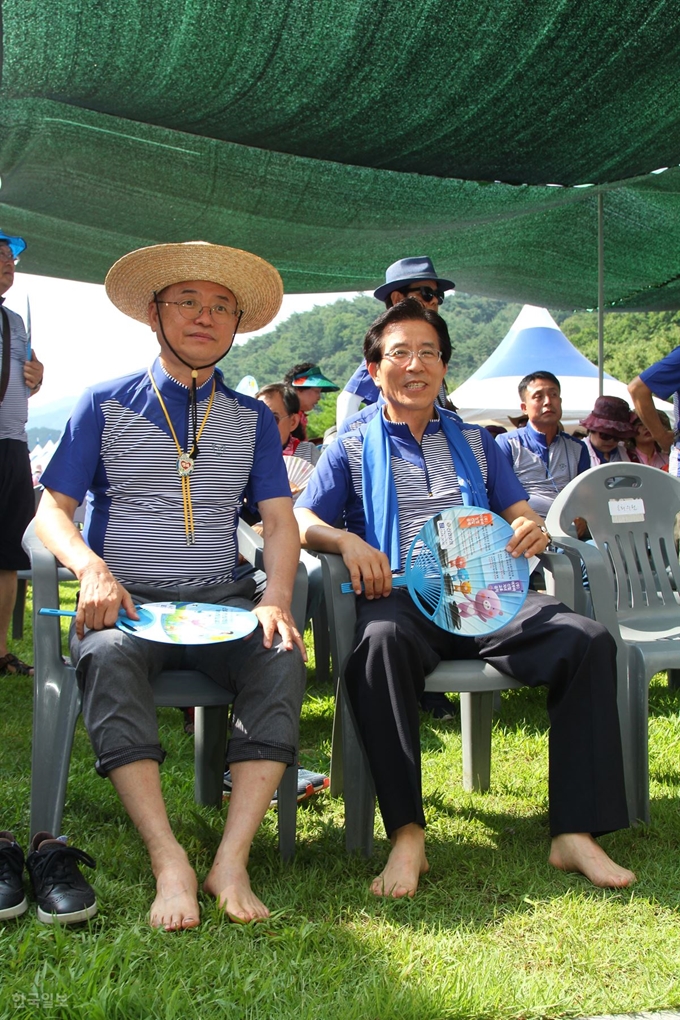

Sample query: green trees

[218,294,680,436]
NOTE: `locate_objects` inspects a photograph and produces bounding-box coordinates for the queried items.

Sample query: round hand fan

[40,602,259,644]
[341,506,530,637]
[116,602,259,643]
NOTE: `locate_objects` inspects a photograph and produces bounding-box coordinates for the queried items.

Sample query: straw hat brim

[105,241,283,333]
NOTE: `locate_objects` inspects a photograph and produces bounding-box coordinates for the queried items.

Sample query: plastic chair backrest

[548,463,680,626]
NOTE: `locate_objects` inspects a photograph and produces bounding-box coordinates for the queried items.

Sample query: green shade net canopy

[2,0,680,311]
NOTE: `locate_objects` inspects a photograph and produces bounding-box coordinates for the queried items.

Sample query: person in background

[336,257,454,428]
[283,363,338,442]
[257,383,320,465]
[629,352,680,475]
[579,396,636,467]
[496,372,589,552]
[0,229,44,677]
[628,410,671,470]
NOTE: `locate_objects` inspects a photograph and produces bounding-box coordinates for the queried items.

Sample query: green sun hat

[290,366,339,391]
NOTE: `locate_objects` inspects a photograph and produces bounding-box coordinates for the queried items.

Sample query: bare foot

[549,832,637,888]
[370,824,430,899]
[203,862,270,923]
[149,857,200,931]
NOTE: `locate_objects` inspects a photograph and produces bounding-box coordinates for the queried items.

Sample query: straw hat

[105,241,283,333]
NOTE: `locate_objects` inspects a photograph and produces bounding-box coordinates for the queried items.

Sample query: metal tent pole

[598,193,604,396]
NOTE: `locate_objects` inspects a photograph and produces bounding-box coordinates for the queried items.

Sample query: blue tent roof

[471,306,615,382]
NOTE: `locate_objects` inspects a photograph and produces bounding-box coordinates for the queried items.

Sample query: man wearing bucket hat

[579,396,636,468]
[0,229,44,678]
[35,241,306,930]
[336,257,455,428]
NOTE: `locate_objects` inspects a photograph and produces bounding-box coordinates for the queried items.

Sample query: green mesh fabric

[1,1,680,310]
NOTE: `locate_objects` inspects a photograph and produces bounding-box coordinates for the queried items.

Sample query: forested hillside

[217,294,680,437]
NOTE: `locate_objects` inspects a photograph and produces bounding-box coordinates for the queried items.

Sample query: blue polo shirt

[41,359,290,589]
[297,404,526,567]
[495,423,589,517]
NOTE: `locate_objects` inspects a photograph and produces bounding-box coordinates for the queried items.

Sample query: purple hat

[580,396,637,438]
[373,257,455,301]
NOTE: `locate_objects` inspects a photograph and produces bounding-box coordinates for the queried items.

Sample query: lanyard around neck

[148,369,216,545]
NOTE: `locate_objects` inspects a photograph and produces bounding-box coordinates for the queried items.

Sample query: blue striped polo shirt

[297,404,527,568]
[41,359,291,589]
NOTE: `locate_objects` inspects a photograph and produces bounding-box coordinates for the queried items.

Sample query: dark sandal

[0,654,33,676]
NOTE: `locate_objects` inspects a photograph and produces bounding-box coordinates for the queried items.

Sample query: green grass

[2,586,680,1019]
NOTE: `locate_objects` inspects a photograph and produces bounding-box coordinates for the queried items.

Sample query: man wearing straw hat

[35,241,306,930]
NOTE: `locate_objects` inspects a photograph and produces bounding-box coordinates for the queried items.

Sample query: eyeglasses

[593,431,618,442]
[0,247,18,265]
[382,348,443,367]
[402,285,445,305]
[271,413,291,424]
[157,298,237,321]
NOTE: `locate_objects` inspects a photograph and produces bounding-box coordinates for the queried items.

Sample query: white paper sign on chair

[608,498,645,523]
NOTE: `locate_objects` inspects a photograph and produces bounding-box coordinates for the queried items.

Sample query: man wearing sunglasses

[336,257,454,429]
[0,230,44,678]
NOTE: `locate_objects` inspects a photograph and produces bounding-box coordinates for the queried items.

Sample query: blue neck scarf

[361,408,489,570]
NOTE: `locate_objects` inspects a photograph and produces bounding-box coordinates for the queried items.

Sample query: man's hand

[75,560,138,639]
[337,532,393,598]
[505,515,550,559]
[24,351,44,395]
[252,604,306,659]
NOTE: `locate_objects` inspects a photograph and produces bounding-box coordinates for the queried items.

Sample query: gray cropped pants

[69,580,306,777]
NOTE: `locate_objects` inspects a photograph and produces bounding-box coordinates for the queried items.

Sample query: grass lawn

[1,585,680,1019]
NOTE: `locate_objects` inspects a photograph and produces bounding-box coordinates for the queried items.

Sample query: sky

[5,272,359,413]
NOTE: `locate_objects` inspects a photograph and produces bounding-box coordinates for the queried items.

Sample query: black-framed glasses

[593,431,618,442]
[157,298,237,321]
[402,285,445,305]
[0,246,18,265]
[383,348,443,367]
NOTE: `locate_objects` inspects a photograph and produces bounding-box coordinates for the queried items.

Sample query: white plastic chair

[546,461,680,824]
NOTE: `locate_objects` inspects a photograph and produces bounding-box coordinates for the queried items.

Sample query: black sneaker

[26,832,97,925]
[0,832,28,920]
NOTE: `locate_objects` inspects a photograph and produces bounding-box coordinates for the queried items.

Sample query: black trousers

[345,589,629,838]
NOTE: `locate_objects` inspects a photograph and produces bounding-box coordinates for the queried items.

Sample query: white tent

[450,305,672,427]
